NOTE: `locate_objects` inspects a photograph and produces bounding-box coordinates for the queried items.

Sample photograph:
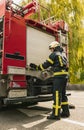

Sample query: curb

[67,84,84,90]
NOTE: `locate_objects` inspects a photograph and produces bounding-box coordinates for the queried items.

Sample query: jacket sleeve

[38,53,55,71]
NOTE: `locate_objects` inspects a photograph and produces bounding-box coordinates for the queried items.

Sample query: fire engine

[0,0,68,108]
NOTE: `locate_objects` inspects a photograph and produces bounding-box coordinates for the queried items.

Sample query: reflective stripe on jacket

[38,51,68,76]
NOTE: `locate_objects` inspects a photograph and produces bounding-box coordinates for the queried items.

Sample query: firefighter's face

[49,48,54,52]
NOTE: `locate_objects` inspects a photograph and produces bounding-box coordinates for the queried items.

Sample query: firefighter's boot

[47,108,61,120]
[47,114,60,120]
[61,104,70,118]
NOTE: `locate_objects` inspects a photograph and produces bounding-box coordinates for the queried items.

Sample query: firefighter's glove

[66,67,69,71]
[30,63,38,70]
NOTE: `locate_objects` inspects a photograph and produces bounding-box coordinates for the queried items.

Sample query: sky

[13,0,49,4]
[13,0,22,4]
[13,0,50,4]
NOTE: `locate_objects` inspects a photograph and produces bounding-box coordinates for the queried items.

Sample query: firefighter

[30,41,70,120]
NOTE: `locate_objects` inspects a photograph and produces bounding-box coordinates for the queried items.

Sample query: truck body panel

[26,26,55,65]
[3,11,26,74]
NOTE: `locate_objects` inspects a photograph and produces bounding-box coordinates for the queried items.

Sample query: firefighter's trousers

[52,75,70,117]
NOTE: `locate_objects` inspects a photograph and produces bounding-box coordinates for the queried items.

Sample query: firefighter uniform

[30,42,70,120]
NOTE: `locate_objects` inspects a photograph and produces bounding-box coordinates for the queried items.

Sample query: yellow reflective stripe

[53,105,61,109]
[54,71,68,76]
[58,55,63,67]
[47,58,54,64]
[56,91,58,116]
[39,64,44,71]
[53,91,61,116]
[61,102,69,105]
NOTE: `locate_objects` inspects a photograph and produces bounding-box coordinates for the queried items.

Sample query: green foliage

[80,70,84,81]
[68,0,84,83]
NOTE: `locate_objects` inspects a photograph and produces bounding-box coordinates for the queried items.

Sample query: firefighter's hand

[30,63,38,70]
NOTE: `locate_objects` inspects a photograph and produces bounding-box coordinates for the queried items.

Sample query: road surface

[0,90,84,130]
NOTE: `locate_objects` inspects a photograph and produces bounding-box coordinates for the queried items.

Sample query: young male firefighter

[30,41,70,120]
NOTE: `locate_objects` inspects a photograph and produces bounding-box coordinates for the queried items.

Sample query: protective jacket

[38,48,68,76]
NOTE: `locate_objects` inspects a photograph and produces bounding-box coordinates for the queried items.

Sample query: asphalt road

[0,90,84,130]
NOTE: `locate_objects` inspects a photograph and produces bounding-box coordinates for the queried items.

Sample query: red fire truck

[0,0,68,108]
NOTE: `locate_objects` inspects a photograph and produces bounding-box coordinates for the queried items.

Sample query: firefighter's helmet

[49,41,60,49]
